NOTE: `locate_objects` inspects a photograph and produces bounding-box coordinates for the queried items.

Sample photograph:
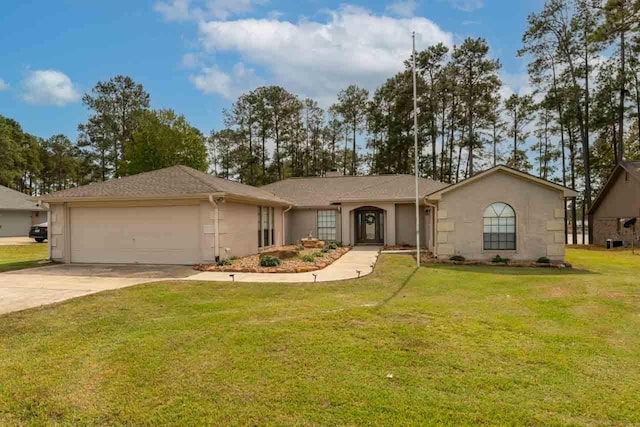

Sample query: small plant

[216,258,233,266]
[312,251,323,258]
[536,256,551,264]
[327,242,338,250]
[321,246,331,253]
[300,254,316,263]
[491,255,510,264]
[259,255,281,267]
[450,255,466,262]
[295,243,305,251]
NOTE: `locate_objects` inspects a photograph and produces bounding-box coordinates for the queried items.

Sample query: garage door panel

[70,205,201,265]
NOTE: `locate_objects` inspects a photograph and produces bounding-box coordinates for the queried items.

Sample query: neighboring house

[588,160,640,246]
[39,164,577,265]
[0,185,46,237]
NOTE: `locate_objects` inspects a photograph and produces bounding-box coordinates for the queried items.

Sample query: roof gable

[40,166,291,205]
[589,161,640,214]
[425,165,578,200]
[0,185,43,211]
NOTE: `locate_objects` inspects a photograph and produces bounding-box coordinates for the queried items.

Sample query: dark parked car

[29,222,47,243]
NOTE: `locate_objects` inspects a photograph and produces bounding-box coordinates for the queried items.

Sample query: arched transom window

[483,202,516,250]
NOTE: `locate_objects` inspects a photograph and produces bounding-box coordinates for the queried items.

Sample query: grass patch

[0,244,48,273]
[0,248,639,424]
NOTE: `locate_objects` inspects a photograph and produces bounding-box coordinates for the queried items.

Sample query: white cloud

[194,6,453,103]
[500,71,534,100]
[21,70,80,106]
[154,0,266,21]
[154,0,192,21]
[0,78,8,91]
[190,62,260,99]
[385,0,418,18]
[447,0,484,12]
[181,52,202,69]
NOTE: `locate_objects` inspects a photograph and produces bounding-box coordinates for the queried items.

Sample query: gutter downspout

[208,195,221,261]
[424,200,438,258]
[282,205,293,245]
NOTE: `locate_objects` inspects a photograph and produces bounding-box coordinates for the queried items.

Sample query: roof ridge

[176,165,220,193]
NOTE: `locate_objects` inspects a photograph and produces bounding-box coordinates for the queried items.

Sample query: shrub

[536,256,551,264]
[312,251,323,258]
[450,255,465,262]
[491,255,509,264]
[259,255,281,267]
[300,254,316,263]
[321,246,331,253]
[216,259,233,266]
[327,242,338,250]
[295,244,305,251]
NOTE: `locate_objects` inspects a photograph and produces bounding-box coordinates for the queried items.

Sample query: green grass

[0,245,48,273]
[1,248,639,425]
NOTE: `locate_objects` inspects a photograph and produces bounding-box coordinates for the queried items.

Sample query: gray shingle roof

[40,166,292,205]
[261,174,448,207]
[0,185,43,211]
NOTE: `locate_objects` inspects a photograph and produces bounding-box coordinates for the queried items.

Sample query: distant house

[589,161,640,246]
[40,164,577,265]
[0,185,46,237]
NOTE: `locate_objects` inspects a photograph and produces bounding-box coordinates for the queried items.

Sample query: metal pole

[413,31,420,268]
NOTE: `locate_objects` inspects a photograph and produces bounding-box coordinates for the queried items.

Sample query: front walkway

[186,246,381,283]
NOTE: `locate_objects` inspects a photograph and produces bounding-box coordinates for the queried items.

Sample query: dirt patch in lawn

[195,246,351,273]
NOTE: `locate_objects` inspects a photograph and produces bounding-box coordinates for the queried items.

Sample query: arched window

[483,202,516,250]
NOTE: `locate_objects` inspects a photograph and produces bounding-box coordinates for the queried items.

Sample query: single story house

[39,164,577,265]
[588,160,640,246]
[0,184,46,237]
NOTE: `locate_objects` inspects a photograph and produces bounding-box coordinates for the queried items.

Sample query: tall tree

[504,94,536,171]
[452,38,502,176]
[125,109,208,175]
[336,85,369,175]
[78,75,150,178]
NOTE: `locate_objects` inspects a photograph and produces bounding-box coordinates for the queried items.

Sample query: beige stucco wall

[286,208,342,244]
[48,198,284,264]
[435,171,566,261]
[217,202,284,259]
[395,203,429,247]
[591,171,640,245]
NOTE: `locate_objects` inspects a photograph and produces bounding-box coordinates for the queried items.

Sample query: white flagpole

[413,31,420,268]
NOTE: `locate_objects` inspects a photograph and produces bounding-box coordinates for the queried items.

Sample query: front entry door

[355,210,384,244]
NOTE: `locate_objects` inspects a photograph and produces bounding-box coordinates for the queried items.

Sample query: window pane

[317,210,337,241]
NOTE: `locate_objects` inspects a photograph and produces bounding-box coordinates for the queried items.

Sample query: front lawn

[0,248,639,424]
[0,244,48,273]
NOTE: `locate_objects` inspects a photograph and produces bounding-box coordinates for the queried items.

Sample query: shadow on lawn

[376,267,419,308]
[422,264,595,276]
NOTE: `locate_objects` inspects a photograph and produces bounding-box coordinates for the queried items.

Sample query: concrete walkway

[0,248,381,314]
[185,246,381,283]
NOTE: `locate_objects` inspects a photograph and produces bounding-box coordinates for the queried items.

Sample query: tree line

[2,0,639,243]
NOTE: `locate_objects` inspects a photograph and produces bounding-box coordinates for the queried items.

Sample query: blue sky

[0,0,543,140]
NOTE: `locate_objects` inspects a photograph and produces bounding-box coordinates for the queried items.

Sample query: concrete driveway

[0,264,197,315]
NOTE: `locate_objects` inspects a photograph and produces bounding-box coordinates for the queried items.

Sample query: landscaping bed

[419,252,571,268]
[195,245,351,273]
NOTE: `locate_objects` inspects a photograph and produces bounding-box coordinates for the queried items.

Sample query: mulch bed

[195,246,351,273]
[417,252,571,268]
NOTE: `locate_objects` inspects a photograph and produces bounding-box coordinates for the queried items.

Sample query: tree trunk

[618,29,626,162]
[352,116,357,175]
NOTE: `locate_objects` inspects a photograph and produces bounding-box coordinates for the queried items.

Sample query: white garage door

[70,205,201,265]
